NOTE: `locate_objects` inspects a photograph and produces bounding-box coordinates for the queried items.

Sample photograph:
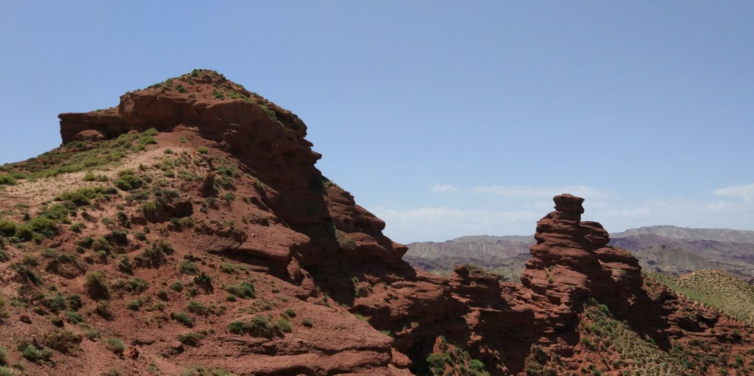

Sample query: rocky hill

[612,225,754,244]
[405,236,533,281]
[0,71,753,375]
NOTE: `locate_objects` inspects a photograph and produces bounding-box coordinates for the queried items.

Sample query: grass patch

[172,311,194,327]
[649,271,754,325]
[223,281,255,299]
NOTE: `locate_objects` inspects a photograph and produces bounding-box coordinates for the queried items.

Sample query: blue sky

[1,2,753,242]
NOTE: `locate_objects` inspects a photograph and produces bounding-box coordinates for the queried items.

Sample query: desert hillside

[0,71,753,376]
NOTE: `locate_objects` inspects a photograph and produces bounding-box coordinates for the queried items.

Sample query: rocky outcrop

[521,194,642,320]
[59,108,126,144]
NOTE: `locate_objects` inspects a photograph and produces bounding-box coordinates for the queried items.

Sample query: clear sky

[1,2,753,243]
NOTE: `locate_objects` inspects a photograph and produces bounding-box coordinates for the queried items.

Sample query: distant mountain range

[406,225,754,283]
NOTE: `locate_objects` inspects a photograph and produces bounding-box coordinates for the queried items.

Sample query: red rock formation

[0,72,748,376]
[521,194,642,321]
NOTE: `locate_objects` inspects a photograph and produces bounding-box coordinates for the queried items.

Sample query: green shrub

[85,271,109,299]
[0,175,16,186]
[18,342,53,363]
[127,299,143,310]
[64,310,83,324]
[13,225,34,242]
[116,211,130,227]
[112,278,148,294]
[43,294,67,312]
[170,217,194,231]
[95,300,112,317]
[57,187,111,206]
[228,321,244,334]
[172,311,194,327]
[335,229,355,250]
[171,281,184,292]
[139,136,157,146]
[134,232,147,241]
[83,172,108,182]
[107,230,128,245]
[0,220,16,237]
[179,261,199,275]
[0,292,8,321]
[85,328,100,340]
[197,146,209,154]
[141,201,158,216]
[0,367,13,376]
[224,282,255,299]
[106,338,125,355]
[67,294,83,310]
[118,256,132,273]
[221,192,236,205]
[276,317,292,333]
[42,248,61,259]
[178,332,204,346]
[135,245,166,268]
[283,308,296,318]
[92,237,112,253]
[77,237,94,249]
[0,346,6,364]
[228,315,281,338]
[114,171,144,191]
[154,239,174,254]
[20,217,58,239]
[187,300,207,315]
[246,315,273,337]
[426,353,452,374]
[220,263,235,274]
[302,318,313,328]
[157,289,169,301]
[43,329,81,353]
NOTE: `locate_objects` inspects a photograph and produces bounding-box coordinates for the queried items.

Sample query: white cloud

[430,184,459,193]
[714,183,754,202]
[429,184,609,199]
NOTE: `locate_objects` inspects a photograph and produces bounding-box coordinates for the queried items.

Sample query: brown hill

[634,245,716,274]
[612,225,754,244]
[0,71,752,376]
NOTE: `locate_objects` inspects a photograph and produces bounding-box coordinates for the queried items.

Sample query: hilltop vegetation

[650,270,754,325]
